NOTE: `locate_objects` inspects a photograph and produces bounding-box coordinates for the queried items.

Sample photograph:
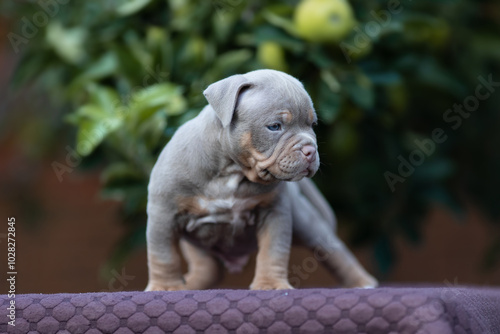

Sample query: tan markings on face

[278,110,293,124]
[239,132,291,184]
[238,132,265,183]
[308,109,315,124]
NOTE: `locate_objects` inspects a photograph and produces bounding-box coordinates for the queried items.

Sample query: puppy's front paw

[145,280,186,291]
[250,278,294,290]
[345,274,378,289]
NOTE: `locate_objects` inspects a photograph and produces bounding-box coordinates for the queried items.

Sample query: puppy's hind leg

[290,180,378,288]
[180,239,223,290]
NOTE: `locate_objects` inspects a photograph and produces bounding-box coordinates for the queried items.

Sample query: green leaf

[401,14,450,48]
[262,9,300,38]
[69,85,125,156]
[470,34,500,60]
[211,3,242,41]
[75,117,122,156]
[123,30,153,69]
[307,45,335,68]
[88,85,122,115]
[320,70,341,93]
[367,71,402,85]
[206,49,253,81]
[66,104,105,124]
[415,57,466,98]
[254,25,305,53]
[101,162,144,186]
[72,52,119,87]
[46,22,87,64]
[129,83,187,124]
[137,111,167,150]
[115,0,152,16]
[101,184,148,214]
[317,82,342,123]
[344,72,375,110]
[216,49,253,70]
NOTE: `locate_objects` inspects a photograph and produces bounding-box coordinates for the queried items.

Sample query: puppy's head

[204,69,320,184]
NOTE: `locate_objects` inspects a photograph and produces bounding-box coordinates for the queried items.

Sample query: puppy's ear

[203,75,252,128]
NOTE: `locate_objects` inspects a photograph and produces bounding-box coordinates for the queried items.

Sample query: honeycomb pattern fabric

[1,287,499,333]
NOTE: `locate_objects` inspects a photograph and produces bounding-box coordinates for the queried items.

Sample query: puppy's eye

[267,123,282,131]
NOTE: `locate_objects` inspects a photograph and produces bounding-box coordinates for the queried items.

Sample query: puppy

[145,69,377,290]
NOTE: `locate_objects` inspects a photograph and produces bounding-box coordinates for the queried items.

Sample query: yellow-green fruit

[257,41,288,72]
[294,0,356,43]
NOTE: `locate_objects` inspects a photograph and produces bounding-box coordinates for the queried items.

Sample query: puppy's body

[146,70,377,290]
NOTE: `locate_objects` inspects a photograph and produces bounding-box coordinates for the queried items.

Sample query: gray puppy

[145,69,377,291]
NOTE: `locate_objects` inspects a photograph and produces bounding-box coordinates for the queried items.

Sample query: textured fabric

[1,287,499,333]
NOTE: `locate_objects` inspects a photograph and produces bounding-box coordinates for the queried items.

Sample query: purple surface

[1,287,499,333]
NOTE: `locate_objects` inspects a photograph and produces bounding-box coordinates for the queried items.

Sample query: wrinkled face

[231,84,320,184]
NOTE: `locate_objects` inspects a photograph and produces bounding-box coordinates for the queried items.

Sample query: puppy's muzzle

[301,145,317,163]
[272,141,319,181]
[278,144,316,174]
[248,133,319,183]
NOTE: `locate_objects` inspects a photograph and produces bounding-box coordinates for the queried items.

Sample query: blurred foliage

[2,0,500,276]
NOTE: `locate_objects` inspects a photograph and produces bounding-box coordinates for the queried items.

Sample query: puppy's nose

[301,145,316,163]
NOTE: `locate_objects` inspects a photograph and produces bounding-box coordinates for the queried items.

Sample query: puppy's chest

[177,172,276,232]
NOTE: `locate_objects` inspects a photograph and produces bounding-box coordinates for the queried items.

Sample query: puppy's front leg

[145,199,185,291]
[250,195,294,290]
